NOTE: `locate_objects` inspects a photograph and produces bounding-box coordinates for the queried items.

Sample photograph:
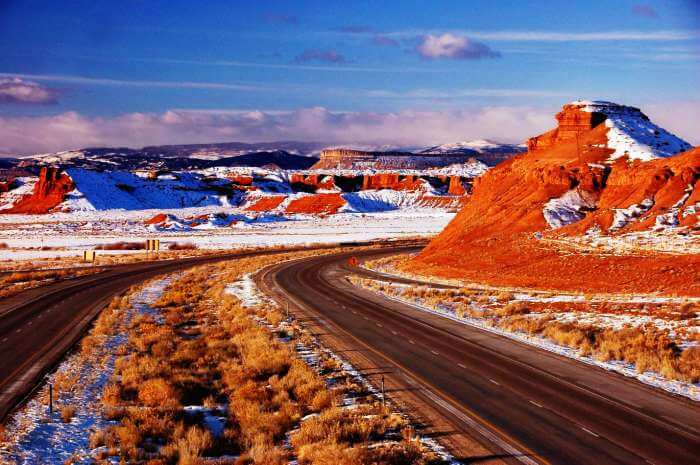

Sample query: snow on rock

[610,198,655,230]
[0,177,36,210]
[653,185,693,231]
[575,100,692,162]
[421,139,526,155]
[543,188,597,228]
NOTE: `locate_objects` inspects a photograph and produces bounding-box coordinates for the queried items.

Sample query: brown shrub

[137,378,180,408]
[60,405,76,423]
[497,301,530,317]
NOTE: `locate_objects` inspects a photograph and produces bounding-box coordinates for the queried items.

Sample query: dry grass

[86,248,439,464]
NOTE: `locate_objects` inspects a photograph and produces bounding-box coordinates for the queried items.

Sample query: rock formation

[5,167,75,214]
[409,101,699,295]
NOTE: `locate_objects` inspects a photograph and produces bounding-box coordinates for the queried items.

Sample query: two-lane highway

[259,248,700,465]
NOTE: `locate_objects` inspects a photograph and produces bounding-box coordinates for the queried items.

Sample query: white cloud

[0,103,696,156]
[415,34,499,60]
[0,78,57,104]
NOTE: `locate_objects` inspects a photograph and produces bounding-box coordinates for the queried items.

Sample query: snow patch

[543,189,597,228]
[575,101,692,162]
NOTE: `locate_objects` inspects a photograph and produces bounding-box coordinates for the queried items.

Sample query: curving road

[258,248,700,465]
[0,243,399,422]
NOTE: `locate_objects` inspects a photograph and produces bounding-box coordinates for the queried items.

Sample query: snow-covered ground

[0,277,172,464]
[0,209,452,260]
[549,227,700,255]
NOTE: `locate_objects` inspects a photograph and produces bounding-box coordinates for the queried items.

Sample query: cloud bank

[0,103,696,156]
[0,78,58,104]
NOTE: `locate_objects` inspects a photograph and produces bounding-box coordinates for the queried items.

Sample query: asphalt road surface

[262,248,700,465]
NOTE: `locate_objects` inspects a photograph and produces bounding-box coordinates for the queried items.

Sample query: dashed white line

[1,337,7,343]
[431,350,440,356]
[529,400,543,408]
[409,339,416,345]
[376,323,383,328]
[457,363,467,369]
[489,379,500,386]
[391,330,398,336]
[581,427,599,438]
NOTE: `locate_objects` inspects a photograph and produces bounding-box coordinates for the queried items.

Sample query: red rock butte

[408,101,700,296]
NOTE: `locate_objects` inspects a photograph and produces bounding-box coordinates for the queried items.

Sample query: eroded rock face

[5,167,75,214]
[528,103,607,152]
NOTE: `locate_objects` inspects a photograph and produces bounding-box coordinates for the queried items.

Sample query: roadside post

[381,375,385,408]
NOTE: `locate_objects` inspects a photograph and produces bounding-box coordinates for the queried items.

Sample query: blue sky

[0,0,698,154]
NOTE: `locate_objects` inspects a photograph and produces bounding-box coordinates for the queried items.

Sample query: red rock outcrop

[447,176,467,195]
[285,193,346,215]
[409,102,700,295]
[246,196,286,212]
[5,167,75,214]
[361,173,425,191]
[145,213,168,225]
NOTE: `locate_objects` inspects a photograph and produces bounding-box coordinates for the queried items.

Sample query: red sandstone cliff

[409,102,700,295]
[5,167,75,214]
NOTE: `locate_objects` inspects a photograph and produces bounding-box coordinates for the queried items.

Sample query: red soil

[410,103,700,296]
[285,193,346,215]
[246,196,286,212]
[4,167,75,214]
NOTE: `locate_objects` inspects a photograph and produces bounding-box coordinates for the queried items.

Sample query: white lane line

[409,339,416,345]
[457,363,467,369]
[1,337,7,343]
[15,329,21,333]
[391,330,398,336]
[489,379,500,386]
[529,400,543,408]
[420,389,539,465]
[352,310,358,315]
[431,350,440,356]
[376,323,383,328]
[363,316,369,320]
[581,426,599,438]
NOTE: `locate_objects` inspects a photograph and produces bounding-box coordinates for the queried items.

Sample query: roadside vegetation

[85,250,442,464]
